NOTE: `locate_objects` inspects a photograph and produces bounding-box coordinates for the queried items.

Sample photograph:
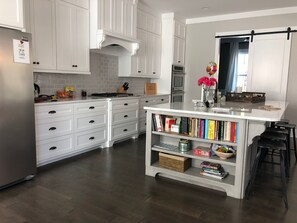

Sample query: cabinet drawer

[35,116,73,140]
[75,128,107,150]
[154,96,169,104]
[140,97,155,106]
[110,99,139,110]
[36,135,74,165]
[35,104,73,119]
[139,118,147,132]
[74,111,107,132]
[73,101,107,114]
[112,109,138,125]
[111,122,138,141]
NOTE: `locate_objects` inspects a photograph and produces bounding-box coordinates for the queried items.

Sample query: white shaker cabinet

[56,0,90,73]
[131,29,147,75]
[147,33,161,77]
[30,0,56,71]
[61,0,89,8]
[173,37,185,65]
[0,0,24,30]
[174,20,186,39]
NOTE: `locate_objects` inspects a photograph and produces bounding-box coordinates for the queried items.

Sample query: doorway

[217,37,249,95]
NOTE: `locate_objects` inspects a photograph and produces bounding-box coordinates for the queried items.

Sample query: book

[165,117,175,132]
[204,119,209,139]
[152,114,157,131]
[188,118,192,136]
[200,171,229,179]
[200,161,222,170]
[208,120,215,140]
[225,121,231,141]
[236,122,239,143]
[180,117,188,134]
[220,121,224,141]
[155,114,163,132]
[202,167,225,176]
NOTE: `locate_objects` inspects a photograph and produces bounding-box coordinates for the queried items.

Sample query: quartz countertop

[144,101,287,122]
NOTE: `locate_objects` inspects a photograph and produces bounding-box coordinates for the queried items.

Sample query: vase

[203,88,214,108]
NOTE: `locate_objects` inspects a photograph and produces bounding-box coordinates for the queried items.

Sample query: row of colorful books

[200,161,229,179]
[152,115,238,143]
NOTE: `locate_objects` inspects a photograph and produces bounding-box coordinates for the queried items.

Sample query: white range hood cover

[95,30,139,55]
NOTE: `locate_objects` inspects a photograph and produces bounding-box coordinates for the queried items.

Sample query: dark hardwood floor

[1,135,297,223]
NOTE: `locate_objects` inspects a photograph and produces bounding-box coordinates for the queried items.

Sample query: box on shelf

[159,152,191,172]
[193,146,211,157]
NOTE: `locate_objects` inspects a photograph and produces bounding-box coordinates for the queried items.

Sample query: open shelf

[152,145,236,167]
[151,162,235,186]
[152,131,238,147]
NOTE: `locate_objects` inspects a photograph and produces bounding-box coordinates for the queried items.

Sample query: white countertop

[144,101,287,122]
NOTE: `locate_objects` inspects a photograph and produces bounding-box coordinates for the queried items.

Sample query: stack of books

[200,161,229,179]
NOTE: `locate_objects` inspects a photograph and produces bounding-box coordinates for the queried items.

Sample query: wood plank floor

[1,135,297,223]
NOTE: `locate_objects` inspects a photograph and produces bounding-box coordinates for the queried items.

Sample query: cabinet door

[154,34,161,76]
[0,0,23,30]
[146,33,154,76]
[137,9,147,30]
[173,37,185,65]
[56,0,75,71]
[30,0,56,71]
[135,29,147,75]
[174,21,186,39]
[75,7,90,72]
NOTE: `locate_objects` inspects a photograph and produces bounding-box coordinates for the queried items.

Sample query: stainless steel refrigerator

[0,27,36,188]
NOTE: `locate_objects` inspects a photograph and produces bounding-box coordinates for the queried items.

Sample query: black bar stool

[275,122,297,162]
[245,137,288,209]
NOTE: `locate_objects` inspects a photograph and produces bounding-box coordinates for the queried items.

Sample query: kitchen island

[144,101,287,199]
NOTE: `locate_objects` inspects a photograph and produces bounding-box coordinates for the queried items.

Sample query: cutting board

[145,83,157,95]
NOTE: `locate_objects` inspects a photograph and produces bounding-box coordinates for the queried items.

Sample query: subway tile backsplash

[34,52,150,96]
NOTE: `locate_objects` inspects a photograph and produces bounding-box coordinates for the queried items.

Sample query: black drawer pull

[124,103,128,106]
[153,72,156,74]
[89,106,95,109]
[49,146,57,151]
[124,115,128,118]
[138,71,141,73]
[123,129,128,132]
[145,111,147,114]
[145,123,147,126]
[33,61,36,64]
[48,110,56,114]
[89,120,95,123]
[145,101,149,103]
[36,62,40,65]
[178,61,181,63]
[89,137,95,140]
[161,99,164,101]
[49,127,56,131]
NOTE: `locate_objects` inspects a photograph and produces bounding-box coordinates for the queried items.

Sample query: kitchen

[1,0,297,222]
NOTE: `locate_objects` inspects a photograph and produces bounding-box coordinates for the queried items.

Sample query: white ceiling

[139,0,297,20]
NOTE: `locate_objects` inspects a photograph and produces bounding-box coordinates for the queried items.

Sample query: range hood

[92,30,139,56]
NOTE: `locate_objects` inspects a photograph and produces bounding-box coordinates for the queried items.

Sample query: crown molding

[186,7,297,24]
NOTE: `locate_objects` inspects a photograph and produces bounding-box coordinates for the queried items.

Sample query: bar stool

[275,122,297,162]
[245,137,288,209]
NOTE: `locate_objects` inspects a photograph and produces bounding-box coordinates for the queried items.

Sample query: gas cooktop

[90,92,134,98]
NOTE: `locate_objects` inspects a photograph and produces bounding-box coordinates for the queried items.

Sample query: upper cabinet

[30,0,56,71]
[137,9,161,35]
[174,20,186,39]
[56,0,90,72]
[27,0,90,74]
[93,0,137,39]
[173,37,185,65]
[0,0,24,30]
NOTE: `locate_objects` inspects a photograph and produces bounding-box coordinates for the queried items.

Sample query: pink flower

[209,77,217,86]
[198,76,209,86]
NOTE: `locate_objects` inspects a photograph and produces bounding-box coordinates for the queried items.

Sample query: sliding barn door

[247,33,291,101]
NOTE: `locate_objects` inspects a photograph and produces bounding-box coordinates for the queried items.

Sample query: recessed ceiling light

[202,7,209,11]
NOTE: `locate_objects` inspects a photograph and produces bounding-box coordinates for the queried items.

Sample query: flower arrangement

[197,62,218,106]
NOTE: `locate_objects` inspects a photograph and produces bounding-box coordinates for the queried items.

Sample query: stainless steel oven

[171,65,185,91]
[171,65,185,102]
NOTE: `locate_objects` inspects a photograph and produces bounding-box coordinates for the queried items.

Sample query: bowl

[214,151,234,160]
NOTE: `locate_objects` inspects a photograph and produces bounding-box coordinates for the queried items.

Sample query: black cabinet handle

[49,146,57,151]
[178,61,181,63]
[89,120,95,123]
[72,65,75,67]
[161,99,164,101]
[153,72,156,74]
[145,101,149,103]
[89,106,95,109]
[48,110,56,114]
[124,115,128,118]
[89,137,95,140]
[33,62,36,64]
[49,127,56,131]
[145,123,147,126]
[124,103,128,106]
[138,71,141,73]
[123,129,128,132]
[75,65,78,67]
[36,62,40,65]
[145,111,147,114]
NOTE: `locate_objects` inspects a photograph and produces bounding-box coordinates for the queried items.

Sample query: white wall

[185,13,297,124]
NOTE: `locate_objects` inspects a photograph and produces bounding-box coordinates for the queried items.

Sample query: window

[237,49,248,92]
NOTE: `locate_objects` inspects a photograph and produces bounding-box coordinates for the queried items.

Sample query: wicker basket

[159,153,191,172]
[226,92,265,103]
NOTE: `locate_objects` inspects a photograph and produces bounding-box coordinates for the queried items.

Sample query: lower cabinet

[35,100,108,166]
[139,95,170,133]
[108,98,139,147]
